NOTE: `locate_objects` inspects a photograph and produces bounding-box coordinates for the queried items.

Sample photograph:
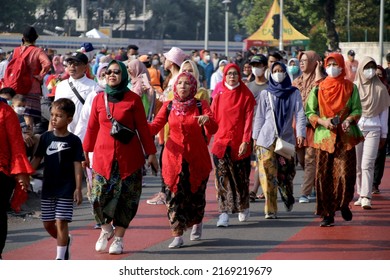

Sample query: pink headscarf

[128,59,150,96]
[52,55,65,74]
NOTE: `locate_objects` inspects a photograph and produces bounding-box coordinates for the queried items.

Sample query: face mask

[287,65,299,75]
[194,56,200,62]
[98,78,107,88]
[363,68,376,80]
[205,55,211,61]
[7,100,12,106]
[252,67,265,77]
[271,72,286,83]
[152,59,159,66]
[14,106,26,115]
[326,66,341,77]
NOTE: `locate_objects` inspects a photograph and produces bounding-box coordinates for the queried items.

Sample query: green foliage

[0,0,389,47]
[0,0,37,32]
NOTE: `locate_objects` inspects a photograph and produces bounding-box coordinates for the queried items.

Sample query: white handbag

[268,92,295,159]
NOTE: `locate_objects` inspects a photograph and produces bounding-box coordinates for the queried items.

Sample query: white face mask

[152,59,159,66]
[363,68,376,80]
[326,66,342,77]
[205,55,211,61]
[98,78,107,88]
[194,56,200,62]
[14,106,26,115]
[252,67,265,77]
[271,72,286,83]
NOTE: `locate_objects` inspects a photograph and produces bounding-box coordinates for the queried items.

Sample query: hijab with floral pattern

[172,72,198,115]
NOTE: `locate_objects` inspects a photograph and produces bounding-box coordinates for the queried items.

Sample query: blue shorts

[41,198,74,222]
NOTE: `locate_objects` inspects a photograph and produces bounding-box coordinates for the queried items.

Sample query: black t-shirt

[34,131,84,199]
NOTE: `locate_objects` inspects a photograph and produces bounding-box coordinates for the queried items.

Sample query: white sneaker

[95,229,114,252]
[190,223,203,241]
[216,212,229,227]
[109,237,123,254]
[265,213,277,219]
[238,208,250,222]
[354,197,362,206]
[168,236,183,248]
[361,197,372,209]
[146,192,166,205]
[299,195,310,203]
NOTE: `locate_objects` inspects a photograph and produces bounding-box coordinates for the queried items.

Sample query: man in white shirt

[54,52,97,134]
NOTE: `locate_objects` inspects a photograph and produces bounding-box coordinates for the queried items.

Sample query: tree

[0,0,37,33]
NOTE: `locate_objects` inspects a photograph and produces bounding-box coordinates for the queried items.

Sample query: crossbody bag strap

[196,100,207,142]
[103,92,113,120]
[68,81,85,105]
[267,91,279,138]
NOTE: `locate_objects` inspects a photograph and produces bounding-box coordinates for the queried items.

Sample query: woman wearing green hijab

[83,60,159,255]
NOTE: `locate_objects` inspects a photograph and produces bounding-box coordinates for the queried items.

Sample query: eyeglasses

[67,61,83,67]
[105,69,121,75]
[227,72,239,77]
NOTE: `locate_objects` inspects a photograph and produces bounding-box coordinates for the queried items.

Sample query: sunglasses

[105,69,121,75]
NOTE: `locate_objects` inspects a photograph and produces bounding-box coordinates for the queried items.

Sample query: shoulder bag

[104,93,136,144]
[267,92,295,159]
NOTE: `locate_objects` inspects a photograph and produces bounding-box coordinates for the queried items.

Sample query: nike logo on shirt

[46,141,71,155]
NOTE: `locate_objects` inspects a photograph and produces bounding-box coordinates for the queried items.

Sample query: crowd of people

[1,25,390,259]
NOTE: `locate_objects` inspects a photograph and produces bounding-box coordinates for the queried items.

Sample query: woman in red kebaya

[211,63,256,227]
[148,72,218,248]
[0,99,34,259]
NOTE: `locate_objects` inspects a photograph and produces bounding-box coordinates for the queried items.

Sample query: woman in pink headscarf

[52,55,65,75]
[148,72,218,249]
[127,59,154,117]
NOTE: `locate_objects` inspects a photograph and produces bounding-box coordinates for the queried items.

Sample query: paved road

[4,158,390,261]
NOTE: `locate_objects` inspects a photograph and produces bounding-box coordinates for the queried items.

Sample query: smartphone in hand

[140,73,151,90]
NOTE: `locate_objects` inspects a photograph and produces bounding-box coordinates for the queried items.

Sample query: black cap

[23,26,39,42]
[65,52,89,65]
[249,55,267,65]
[347,50,355,56]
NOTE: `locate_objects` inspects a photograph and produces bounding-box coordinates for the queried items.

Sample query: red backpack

[3,46,35,94]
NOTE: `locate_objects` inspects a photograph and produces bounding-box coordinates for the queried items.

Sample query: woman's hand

[238,142,249,157]
[194,115,209,126]
[296,136,305,148]
[15,173,31,192]
[23,133,34,147]
[82,152,90,169]
[320,118,335,130]
[148,154,159,176]
[342,119,351,132]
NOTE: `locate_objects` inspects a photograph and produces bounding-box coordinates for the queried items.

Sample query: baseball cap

[249,55,267,65]
[65,52,89,65]
[347,50,355,56]
[80,42,94,52]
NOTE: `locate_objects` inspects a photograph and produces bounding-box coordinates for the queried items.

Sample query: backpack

[166,99,208,143]
[3,46,35,94]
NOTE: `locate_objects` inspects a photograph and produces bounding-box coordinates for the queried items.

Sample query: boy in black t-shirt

[31,98,84,260]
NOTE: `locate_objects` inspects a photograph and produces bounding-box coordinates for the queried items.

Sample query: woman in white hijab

[354,56,390,210]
